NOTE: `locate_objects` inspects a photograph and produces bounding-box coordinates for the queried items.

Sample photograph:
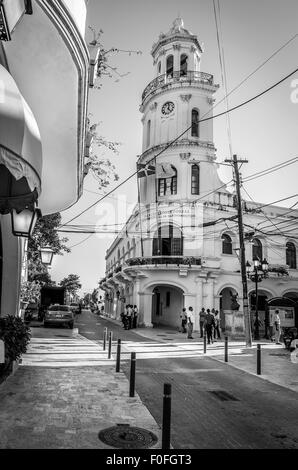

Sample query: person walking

[127,304,133,330]
[180,308,187,333]
[213,310,221,340]
[199,307,206,338]
[274,309,282,344]
[187,307,194,339]
[205,309,215,344]
[132,305,138,328]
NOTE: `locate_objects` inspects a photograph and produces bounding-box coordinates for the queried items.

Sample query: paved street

[77,311,298,449]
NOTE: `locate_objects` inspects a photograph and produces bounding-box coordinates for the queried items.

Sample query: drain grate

[98,424,158,449]
[209,390,239,401]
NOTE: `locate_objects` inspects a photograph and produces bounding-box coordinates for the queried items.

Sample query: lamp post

[11,207,41,238]
[246,258,269,340]
[39,246,55,266]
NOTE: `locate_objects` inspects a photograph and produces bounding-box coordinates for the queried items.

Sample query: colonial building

[101,18,298,337]
[0,1,92,317]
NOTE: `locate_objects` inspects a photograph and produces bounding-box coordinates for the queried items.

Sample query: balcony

[125,256,201,267]
[141,71,214,104]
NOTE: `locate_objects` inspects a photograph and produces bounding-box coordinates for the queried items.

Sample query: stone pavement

[0,326,162,449]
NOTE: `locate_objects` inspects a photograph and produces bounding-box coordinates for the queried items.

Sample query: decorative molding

[149,102,158,111]
[173,43,181,50]
[207,97,216,105]
[190,45,196,53]
[159,48,166,56]
[180,94,192,102]
[180,152,192,161]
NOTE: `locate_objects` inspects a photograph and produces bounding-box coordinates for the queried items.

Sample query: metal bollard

[203,333,207,353]
[129,352,136,397]
[162,383,172,449]
[116,339,121,372]
[224,336,228,363]
[108,331,113,359]
[103,327,107,351]
[257,344,261,375]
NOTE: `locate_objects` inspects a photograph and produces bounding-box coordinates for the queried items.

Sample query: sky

[50,0,298,296]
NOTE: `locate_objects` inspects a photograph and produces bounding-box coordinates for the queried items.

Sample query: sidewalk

[0,326,162,449]
[102,314,298,394]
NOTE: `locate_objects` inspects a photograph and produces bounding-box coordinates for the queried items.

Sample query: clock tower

[138,18,225,207]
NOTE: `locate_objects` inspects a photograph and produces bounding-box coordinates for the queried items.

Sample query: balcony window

[191,164,200,195]
[152,224,183,256]
[180,54,188,76]
[222,233,233,254]
[286,242,296,269]
[252,238,263,261]
[166,55,174,78]
[158,166,177,196]
[191,109,199,137]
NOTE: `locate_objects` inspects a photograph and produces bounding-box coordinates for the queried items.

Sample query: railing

[142,70,214,103]
[125,256,201,267]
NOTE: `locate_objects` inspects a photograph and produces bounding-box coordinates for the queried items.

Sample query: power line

[59,65,298,228]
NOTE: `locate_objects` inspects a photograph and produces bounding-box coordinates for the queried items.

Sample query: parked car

[70,303,80,314]
[44,305,75,329]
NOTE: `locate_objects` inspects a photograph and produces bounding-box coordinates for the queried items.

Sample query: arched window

[222,233,233,254]
[252,238,263,261]
[152,224,183,256]
[117,249,120,260]
[157,61,161,74]
[286,242,296,269]
[158,165,177,196]
[180,54,188,76]
[191,164,200,195]
[122,247,125,258]
[166,55,174,78]
[146,120,151,148]
[127,241,130,251]
[191,108,199,137]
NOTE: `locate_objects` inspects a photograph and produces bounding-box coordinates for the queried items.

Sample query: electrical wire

[59,65,298,229]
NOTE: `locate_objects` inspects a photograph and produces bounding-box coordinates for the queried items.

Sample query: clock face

[161,101,175,115]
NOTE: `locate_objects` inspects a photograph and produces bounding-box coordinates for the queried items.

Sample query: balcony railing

[142,71,214,103]
[125,256,201,267]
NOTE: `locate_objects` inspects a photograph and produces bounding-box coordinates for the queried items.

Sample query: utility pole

[225,154,252,347]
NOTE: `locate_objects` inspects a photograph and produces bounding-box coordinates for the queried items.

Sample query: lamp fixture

[11,207,41,238]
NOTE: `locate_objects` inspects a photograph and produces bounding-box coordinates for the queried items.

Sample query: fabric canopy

[0,64,42,214]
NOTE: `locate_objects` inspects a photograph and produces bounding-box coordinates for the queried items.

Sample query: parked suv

[44,305,75,329]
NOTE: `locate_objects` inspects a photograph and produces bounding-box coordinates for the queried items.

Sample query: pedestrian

[187,307,194,339]
[127,304,133,330]
[199,307,206,337]
[213,310,221,340]
[204,309,215,344]
[133,305,138,328]
[180,308,187,333]
[274,309,282,344]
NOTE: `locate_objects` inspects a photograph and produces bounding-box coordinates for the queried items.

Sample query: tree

[59,274,82,296]
[28,213,69,283]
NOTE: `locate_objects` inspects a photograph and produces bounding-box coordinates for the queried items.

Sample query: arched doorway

[219,287,240,333]
[152,284,184,328]
[249,289,272,338]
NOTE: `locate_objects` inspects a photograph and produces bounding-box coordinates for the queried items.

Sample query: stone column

[139,292,153,327]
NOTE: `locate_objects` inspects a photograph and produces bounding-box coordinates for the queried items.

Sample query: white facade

[101,19,298,337]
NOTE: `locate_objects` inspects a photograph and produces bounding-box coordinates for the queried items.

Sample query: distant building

[100,18,298,336]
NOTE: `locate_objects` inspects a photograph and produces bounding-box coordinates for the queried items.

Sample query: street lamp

[39,246,54,266]
[11,207,41,238]
[246,257,269,340]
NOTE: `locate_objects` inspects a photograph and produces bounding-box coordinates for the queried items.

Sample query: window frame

[191,164,200,195]
[222,233,233,255]
[286,241,297,269]
[191,108,199,137]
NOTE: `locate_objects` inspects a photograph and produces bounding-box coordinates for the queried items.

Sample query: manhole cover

[98,424,158,449]
[209,390,239,401]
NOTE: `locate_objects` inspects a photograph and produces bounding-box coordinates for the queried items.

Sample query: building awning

[0,64,42,214]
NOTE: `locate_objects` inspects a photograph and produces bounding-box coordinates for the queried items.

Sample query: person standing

[205,309,215,344]
[213,310,221,340]
[274,309,282,344]
[133,305,138,328]
[199,307,206,338]
[180,308,187,333]
[127,304,133,330]
[187,307,194,339]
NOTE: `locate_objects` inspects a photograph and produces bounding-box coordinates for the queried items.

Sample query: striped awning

[0,64,42,214]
